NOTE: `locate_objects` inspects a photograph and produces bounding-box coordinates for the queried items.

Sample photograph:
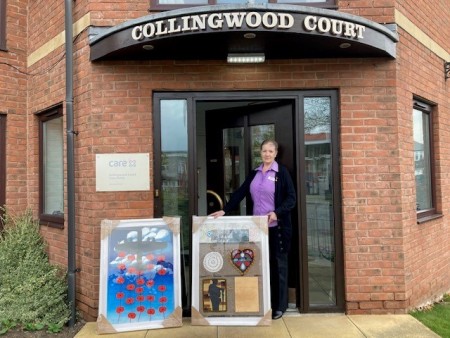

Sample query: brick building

[0,0,449,322]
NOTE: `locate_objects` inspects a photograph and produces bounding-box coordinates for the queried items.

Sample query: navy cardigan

[223,163,296,252]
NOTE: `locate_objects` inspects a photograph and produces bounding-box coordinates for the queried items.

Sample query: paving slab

[218,317,290,338]
[75,314,439,338]
[348,315,440,338]
[283,313,365,338]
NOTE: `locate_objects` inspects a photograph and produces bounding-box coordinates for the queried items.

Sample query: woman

[210,139,296,320]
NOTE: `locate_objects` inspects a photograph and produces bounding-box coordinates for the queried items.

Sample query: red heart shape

[231,249,254,274]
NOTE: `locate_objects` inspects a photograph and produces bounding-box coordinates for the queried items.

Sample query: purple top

[250,161,278,227]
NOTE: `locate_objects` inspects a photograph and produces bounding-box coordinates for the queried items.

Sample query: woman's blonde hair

[261,139,278,151]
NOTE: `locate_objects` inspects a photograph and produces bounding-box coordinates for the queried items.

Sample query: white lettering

[142,23,155,38]
[167,18,181,34]
[208,13,223,29]
[317,17,331,33]
[246,12,261,28]
[130,12,365,42]
[278,13,294,29]
[223,12,245,28]
[262,12,278,28]
[131,26,143,40]
[304,15,365,39]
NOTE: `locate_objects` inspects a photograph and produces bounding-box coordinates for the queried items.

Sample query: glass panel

[160,100,189,251]
[160,100,190,309]
[43,117,64,216]
[222,128,245,214]
[250,124,275,169]
[304,97,335,306]
[413,108,432,211]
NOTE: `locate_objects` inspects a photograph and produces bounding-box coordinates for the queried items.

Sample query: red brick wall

[0,0,28,211]
[395,0,450,310]
[339,0,395,23]
[8,0,449,321]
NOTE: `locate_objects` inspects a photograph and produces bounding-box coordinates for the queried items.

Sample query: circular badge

[203,252,224,273]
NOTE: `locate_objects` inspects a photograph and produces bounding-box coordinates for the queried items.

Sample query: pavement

[74,310,441,338]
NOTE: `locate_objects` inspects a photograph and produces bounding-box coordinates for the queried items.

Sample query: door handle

[207,190,224,210]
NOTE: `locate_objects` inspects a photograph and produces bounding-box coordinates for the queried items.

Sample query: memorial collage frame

[97,215,271,334]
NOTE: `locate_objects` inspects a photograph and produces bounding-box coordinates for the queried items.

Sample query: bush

[0,209,71,333]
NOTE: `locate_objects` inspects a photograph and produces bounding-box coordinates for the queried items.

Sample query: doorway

[153,90,344,315]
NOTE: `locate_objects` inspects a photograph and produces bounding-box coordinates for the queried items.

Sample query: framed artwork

[97,217,182,334]
[191,216,271,326]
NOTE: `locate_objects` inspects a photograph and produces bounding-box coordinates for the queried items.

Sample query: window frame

[149,0,336,11]
[0,0,6,51]
[413,98,438,222]
[37,105,64,228]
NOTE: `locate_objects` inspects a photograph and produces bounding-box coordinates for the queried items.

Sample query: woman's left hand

[267,211,277,223]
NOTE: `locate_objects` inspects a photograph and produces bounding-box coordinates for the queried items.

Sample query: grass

[410,294,450,338]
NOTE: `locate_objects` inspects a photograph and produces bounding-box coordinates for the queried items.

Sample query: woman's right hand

[209,210,225,218]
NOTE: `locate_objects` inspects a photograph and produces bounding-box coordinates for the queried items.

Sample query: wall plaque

[96,153,150,192]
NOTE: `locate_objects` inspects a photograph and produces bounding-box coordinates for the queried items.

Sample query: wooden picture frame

[191,216,271,326]
[97,217,182,334]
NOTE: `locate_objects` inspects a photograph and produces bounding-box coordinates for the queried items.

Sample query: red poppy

[137,295,145,302]
[116,306,124,314]
[147,308,155,315]
[128,267,137,275]
[136,278,145,285]
[159,306,167,313]
[126,284,135,291]
[116,276,125,284]
[136,305,145,313]
[128,312,136,320]
[147,263,155,270]
[147,295,155,302]
[116,292,125,300]
[157,268,167,276]
[157,285,166,292]
[146,254,154,261]
[135,287,144,294]
[127,254,135,261]
[146,280,154,287]
[157,255,165,261]
[117,263,126,271]
[126,297,134,305]
[118,251,126,258]
[159,296,167,303]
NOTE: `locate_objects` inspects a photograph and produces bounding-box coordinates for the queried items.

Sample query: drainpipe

[65,0,77,327]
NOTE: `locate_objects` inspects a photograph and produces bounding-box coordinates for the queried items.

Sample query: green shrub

[0,209,71,333]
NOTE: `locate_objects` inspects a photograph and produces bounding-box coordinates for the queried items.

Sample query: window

[38,106,64,228]
[150,0,335,11]
[0,0,6,51]
[413,99,437,220]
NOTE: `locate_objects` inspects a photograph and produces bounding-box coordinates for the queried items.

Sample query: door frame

[153,90,344,313]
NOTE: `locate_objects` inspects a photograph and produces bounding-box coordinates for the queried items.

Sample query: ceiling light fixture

[339,42,351,49]
[142,44,154,50]
[227,53,265,64]
[243,33,256,39]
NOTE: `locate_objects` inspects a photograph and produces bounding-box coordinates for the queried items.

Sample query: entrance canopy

[89,4,398,61]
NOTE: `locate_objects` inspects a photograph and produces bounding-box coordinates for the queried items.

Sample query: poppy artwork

[97,217,182,334]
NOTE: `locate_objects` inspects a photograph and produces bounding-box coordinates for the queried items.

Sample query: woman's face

[260,142,277,165]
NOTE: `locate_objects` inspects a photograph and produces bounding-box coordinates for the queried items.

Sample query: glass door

[153,91,344,315]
